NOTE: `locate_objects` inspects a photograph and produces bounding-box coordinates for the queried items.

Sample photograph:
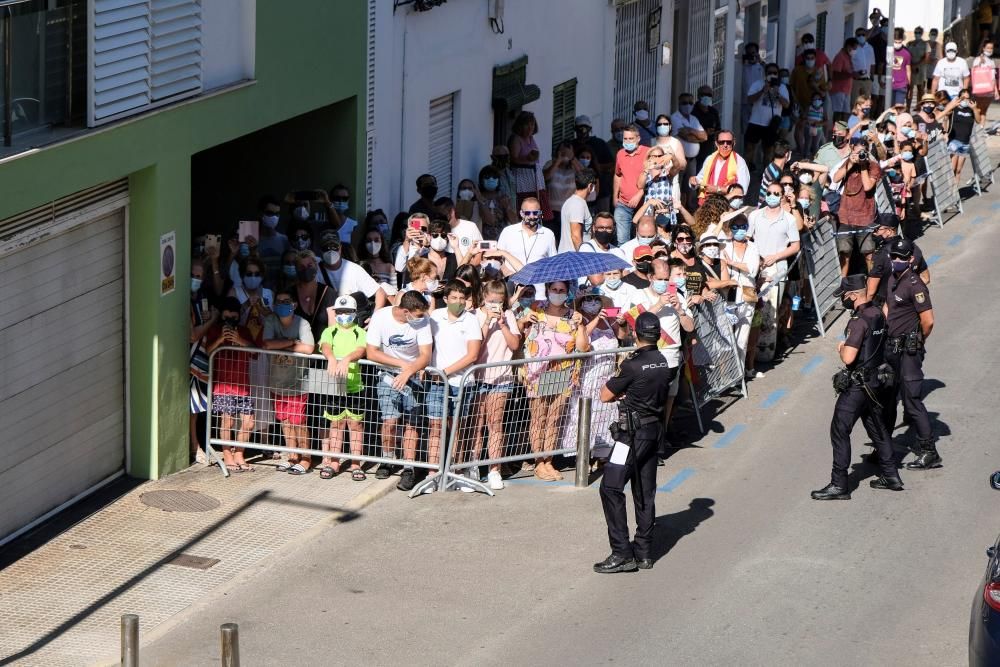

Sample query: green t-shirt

[318,324,367,394]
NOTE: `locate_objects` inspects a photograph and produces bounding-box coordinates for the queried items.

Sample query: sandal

[225,464,242,473]
[238,463,255,472]
[351,468,367,481]
[276,461,292,472]
[288,463,310,475]
[319,466,339,480]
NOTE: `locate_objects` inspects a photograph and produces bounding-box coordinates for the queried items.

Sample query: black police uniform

[869,236,927,306]
[813,275,903,499]
[597,342,676,570]
[883,264,939,468]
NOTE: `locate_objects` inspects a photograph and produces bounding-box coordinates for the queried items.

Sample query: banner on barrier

[924,138,962,228]
[970,123,995,196]
[801,216,843,337]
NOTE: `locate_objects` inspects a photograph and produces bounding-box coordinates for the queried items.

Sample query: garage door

[0,207,126,544]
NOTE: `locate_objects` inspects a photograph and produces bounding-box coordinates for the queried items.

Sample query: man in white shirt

[558,169,596,252]
[851,28,876,102]
[671,92,707,166]
[579,212,627,261]
[744,63,790,170]
[620,215,659,261]
[496,197,557,293]
[691,131,751,206]
[427,281,483,487]
[748,183,801,356]
[315,231,387,314]
[364,290,433,491]
[932,42,971,99]
[436,197,482,262]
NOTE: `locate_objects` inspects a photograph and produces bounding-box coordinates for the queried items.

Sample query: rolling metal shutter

[428,92,456,198]
[613,0,659,122]
[89,0,202,126]
[551,78,577,155]
[687,1,712,94]
[0,193,127,546]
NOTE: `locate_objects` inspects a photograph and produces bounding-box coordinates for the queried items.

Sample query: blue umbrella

[509,252,631,285]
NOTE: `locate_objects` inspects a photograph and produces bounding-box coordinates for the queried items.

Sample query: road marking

[991,201,1000,211]
[836,334,846,341]
[800,355,824,375]
[713,424,747,449]
[946,234,963,246]
[504,477,574,488]
[971,215,985,225]
[927,254,941,266]
[760,388,788,409]
[658,468,695,493]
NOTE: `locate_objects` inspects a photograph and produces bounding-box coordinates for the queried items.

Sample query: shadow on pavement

[650,498,715,564]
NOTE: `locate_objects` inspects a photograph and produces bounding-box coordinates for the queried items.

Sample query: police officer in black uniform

[812,274,904,500]
[594,312,675,573]
[882,238,940,469]
[866,214,930,307]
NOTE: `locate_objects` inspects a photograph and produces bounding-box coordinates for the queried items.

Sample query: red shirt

[839,161,882,227]
[207,325,256,395]
[830,50,854,94]
[615,145,649,206]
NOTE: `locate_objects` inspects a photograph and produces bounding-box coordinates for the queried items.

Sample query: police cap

[833,274,867,297]
[634,312,661,342]
[875,212,900,230]
[888,237,914,258]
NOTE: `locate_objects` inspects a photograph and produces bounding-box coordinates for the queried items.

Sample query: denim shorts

[426,381,477,419]
[376,373,422,421]
[948,139,971,156]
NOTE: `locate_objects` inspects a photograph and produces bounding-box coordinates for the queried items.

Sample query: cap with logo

[333,295,357,311]
[834,274,868,297]
[888,238,915,258]
[633,244,654,259]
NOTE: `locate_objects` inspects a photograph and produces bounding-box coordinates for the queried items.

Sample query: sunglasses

[656,123,671,127]
[245,271,261,277]
[294,234,310,241]
[321,245,341,252]
[731,224,749,231]
[430,232,448,239]
[717,139,734,146]
[521,210,543,217]
[331,196,349,203]
[675,236,692,242]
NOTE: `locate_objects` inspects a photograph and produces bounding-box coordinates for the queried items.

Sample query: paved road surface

[142,189,999,665]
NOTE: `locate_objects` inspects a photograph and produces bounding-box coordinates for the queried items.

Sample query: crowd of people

[188,8,978,493]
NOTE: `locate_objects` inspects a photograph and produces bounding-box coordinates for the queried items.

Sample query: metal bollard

[220,623,241,667]
[575,396,592,488]
[120,614,139,667]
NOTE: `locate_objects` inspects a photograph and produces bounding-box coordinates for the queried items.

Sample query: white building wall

[893,1,946,33]
[775,0,877,70]
[371,0,675,215]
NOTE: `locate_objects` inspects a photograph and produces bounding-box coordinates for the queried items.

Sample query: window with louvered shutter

[551,79,577,155]
[816,11,827,54]
[428,93,456,198]
[150,0,202,101]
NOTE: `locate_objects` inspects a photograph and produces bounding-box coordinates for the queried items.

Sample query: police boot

[593,554,638,573]
[905,439,943,470]
[811,483,851,500]
[869,475,904,491]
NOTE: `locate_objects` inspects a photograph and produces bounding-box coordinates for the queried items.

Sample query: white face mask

[702,246,720,260]
[366,240,382,255]
[322,250,341,266]
[798,173,813,185]
[458,189,475,201]
[634,109,650,121]
[262,214,279,229]
[424,279,439,293]
[430,236,448,252]
[581,299,602,315]
[548,292,568,306]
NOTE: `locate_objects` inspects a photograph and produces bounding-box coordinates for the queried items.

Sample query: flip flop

[238,464,255,472]
[225,464,242,473]
[319,466,339,479]
[351,468,367,481]
[288,463,309,475]
[276,462,292,472]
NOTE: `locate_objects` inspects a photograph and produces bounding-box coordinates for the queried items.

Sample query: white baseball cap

[333,295,357,311]
[575,114,592,127]
[945,41,958,52]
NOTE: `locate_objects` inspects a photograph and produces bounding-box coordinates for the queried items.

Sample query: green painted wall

[0,0,367,479]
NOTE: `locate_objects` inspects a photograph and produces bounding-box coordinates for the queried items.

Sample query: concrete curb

[92,476,398,666]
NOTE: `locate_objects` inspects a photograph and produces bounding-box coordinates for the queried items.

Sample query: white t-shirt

[670,111,705,158]
[629,287,692,368]
[597,280,638,310]
[365,306,432,363]
[579,240,627,262]
[497,223,557,266]
[317,259,380,298]
[448,218,482,256]
[933,57,971,97]
[747,208,800,275]
[747,80,789,127]
[851,43,876,74]
[430,308,483,386]
[338,217,358,245]
[558,194,593,253]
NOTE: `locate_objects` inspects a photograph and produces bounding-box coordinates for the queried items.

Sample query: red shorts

[272,393,307,425]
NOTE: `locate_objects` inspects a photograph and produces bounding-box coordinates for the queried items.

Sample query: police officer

[812,274,904,500]
[866,214,930,307]
[882,238,940,469]
[594,312,675,573]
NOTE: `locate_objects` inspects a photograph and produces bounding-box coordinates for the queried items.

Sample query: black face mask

[832,135,846,148]
[297,266,318,282]
[922,105,936,114]
[594,230,615,246]
[222,317,239,328]
[420,185,438,200]
[635,260,652,275]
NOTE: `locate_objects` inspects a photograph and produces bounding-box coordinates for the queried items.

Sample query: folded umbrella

[509,252,631,285]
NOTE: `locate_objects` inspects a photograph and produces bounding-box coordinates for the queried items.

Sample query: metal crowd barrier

[874,174,896,216]
[685,297,746,434]
[432,347,634,496]
[205,347,450,497]
[924,137,962,228]
[801,215,844,337]
[970,123,995,196]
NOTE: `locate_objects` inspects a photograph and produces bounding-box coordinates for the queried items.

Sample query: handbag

[972,64,995,96]
[741,286,758,304]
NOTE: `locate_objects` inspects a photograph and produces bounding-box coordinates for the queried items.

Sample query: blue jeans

[613,203,635,247]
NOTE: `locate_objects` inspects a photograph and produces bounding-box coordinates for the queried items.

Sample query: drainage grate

[139,490,221,513]
[167,553,220,570]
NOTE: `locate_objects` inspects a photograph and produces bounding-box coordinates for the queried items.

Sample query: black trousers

[600,423,661,559]
[881,347,932,442]
[830,384,896,488]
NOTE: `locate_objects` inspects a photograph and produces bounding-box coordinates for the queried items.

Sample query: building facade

[0,0,367,545]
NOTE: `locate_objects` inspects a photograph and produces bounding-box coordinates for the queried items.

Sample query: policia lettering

[812,275,904,501]
[881,237,940,470]
[593,312,676,573]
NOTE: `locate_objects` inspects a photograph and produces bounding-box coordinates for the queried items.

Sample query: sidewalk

[0,460,395,666]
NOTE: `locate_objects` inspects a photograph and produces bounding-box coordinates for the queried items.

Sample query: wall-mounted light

[661,41,672,66]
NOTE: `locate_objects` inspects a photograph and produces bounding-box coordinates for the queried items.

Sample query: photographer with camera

[594,312,675,573]
[744,64,790,172]
[831,138,881,276]
[812,275,904,501]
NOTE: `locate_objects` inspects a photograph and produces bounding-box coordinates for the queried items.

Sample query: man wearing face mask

[573,115,614,200]
[932,42,970,100]
[741,43,765,132]
[866,215,930,307]
[483,146,517,204]
[606,119,626,155]
[812,274,904,500]
[852,27,876,103]
[623,245,654,290]
[580,212,626,264]
[692,130,750,206]
[620,216,657,264]
[496,197,557,294]
[323,184,358,247]
[409,174,440,218]
[671,93,707,206]
[315,231,387,318]
[906,28,930,110]
[434,196,482,260]
[612,126,650,246]
[880,238,939,471]
[831,139,881,274]
[559,169,596,253]
[744,64,790,171]
[632,100,656,146]
[891,29,913,111]
[256,195,290,287]
[692,86,721,172]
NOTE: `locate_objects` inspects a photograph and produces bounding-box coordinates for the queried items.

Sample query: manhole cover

[140,490,221,512]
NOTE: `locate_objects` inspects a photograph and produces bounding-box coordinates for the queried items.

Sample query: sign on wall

[160,231,176,296]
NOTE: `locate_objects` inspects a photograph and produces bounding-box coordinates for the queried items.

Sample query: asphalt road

[142,179,1000,666]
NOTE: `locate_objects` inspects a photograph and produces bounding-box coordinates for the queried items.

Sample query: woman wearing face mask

[518,280,588,481]
[455,264,483,311]
[888,140,920,219]
[652,113,688,174]
[544,142,582,238]
[698,234,733,296]
[477,165,517,239]
[358,226,396,289]
[454,179,495,234]
[720,214,761,379]
[294,250,338,343]
[189,259,217,464]
[228,257,274,435]
[670,225,710,305]
[399,256,442,308]
[277,249,300,294]
[507,111,551,224]
[970,39,999,121]
[915,93,944,137]
[942,88,981,177]
[225,229,259,289]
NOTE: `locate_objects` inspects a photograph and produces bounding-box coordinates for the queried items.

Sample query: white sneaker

[195,449,207,465]
[487,470,504,490]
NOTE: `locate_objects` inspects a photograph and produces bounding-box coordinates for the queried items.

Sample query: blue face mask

[622,141,638,152]
[903,127,916,138]
[518,297,534,308]
[891,259,910,274]
[238,243,250,258]
[886,168,898,178]
[656,125,671,136]
[336,313,357,326]
[274,303,295,318]
[679,103,694,115]
[637,234,657,245]
[730,197,744,209]
[243,275,262,290]
[765,194,782,208]
[699,96,712,107]
[483,177,499,191]
[857,36,866,46]
[332,201,349,212]
[604,277,622,290]
[671,277,686,291]
[191,277,202,292]
[283,264,298,277]
[901,151,914,162]
[579,158,591,167]
[651,279,668,294]
[732,228,748,242]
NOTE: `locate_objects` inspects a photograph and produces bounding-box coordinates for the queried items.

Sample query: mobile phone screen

[409,220,423,230]
[667,283,678,297]
[603,307,621,319]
